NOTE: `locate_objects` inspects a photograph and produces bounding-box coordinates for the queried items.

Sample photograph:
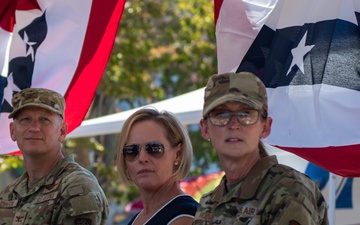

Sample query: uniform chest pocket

[35,191,59,204]
[0,199,19,208]
[20,191,60,223]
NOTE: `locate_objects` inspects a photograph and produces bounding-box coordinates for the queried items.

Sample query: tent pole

[328,172,336,225]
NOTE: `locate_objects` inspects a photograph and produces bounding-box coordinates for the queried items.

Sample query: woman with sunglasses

[117,108,198,225]
[193,72,329,225]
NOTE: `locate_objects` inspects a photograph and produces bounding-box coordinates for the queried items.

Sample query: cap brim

[203,94,262,116]
[8,103,63,119]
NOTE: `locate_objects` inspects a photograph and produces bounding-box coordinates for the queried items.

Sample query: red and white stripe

[0,0,126,154]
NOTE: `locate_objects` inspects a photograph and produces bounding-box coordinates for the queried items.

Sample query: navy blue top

[128,195,198,225]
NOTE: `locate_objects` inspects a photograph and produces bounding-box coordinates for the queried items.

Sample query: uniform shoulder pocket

[63,192,103,217]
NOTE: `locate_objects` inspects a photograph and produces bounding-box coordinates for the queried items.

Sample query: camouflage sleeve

[269,196,328,225]
[265,185,329,225]
[54,171,109,225]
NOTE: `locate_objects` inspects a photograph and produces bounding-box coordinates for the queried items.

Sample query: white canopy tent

[67,88,205,139]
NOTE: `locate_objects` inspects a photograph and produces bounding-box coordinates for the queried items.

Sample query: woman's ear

[175,143,182,161]
[200,118,211,140]
[261,117,272,139]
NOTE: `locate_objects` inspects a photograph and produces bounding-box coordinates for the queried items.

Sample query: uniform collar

[239,155,278,198]
[12,156,75,197]
[213,155,278,204]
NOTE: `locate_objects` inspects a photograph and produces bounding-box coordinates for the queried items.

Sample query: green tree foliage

[101,0,217,104]
[0,155,23,173]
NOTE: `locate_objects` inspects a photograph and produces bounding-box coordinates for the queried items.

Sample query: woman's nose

[137,147,149,162]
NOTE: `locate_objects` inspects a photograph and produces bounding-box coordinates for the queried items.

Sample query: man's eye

[17,117,31,124]
[40,117,50,122]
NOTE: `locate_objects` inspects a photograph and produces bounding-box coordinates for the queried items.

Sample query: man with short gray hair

[0,88,109,225]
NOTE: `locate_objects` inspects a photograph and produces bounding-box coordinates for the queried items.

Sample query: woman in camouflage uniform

[192,72,329,225]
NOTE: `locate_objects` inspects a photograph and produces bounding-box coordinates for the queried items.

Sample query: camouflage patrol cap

[8,88,65,119]
[203,72,267,117]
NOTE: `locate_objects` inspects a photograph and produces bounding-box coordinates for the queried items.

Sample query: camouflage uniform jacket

[193,155,329,225]
[0,156,109,225]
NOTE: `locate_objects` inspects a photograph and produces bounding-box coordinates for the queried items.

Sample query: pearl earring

[174,161,179,166]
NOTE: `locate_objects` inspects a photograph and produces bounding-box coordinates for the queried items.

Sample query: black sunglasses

[123,141,165,162]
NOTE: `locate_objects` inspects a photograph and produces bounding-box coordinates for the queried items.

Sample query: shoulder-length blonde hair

[117,107,193,186]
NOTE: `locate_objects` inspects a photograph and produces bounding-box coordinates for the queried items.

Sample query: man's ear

[58,122,68,142]
[9,122,16,141]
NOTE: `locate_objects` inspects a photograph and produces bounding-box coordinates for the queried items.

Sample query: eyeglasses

[123,141,165,162]
[207,110,263,126]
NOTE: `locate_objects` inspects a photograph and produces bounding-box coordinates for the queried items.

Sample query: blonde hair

[116,107,193,186]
